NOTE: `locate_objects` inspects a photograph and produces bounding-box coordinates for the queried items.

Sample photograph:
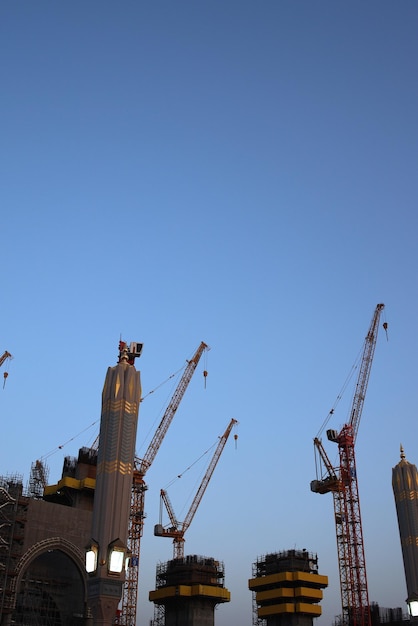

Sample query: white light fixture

[108,539,126,575]
[85,540,99,574]
[409,600,418,617]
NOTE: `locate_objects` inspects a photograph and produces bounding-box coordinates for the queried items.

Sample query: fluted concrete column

[87,350,141,625]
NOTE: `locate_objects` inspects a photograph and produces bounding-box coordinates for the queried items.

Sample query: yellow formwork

[296,603,322,616]
[258,603,295,617]
[294,586,323,601]
[149,584,231,603]
[255,586,323,603]
[292,571,328,587]
[249,571,293,589]
[44,476,96,495]
[256,587,294,602]
[258,601,322,618]
[249,570,328,591]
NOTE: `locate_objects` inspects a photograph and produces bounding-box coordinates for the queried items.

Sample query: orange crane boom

[311,304,385,626]
[120,341,208,626]
[155,418,237,559]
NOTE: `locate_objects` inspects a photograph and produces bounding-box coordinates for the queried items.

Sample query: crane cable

[316,344,364,440]
[162,439,219,522]
[164,440,218,490]
[135,366,186,457]
[37,349,208,467]
[314,313,388,478]
[41,419,100,460]
[316,312,388,441]
[162,421,238,520]
[2,353,13,389]
[140,366,185,402]
[38,362,188,461]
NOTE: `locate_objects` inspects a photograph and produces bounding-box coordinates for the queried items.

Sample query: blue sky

[1,1,418,624]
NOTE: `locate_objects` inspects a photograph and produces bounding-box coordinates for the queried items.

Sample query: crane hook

[383,321,389,341]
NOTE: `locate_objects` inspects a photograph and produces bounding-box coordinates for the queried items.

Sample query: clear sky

[1,1,418,624]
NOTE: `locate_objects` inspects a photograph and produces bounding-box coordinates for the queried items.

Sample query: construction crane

[311,303,386,626]
[119,341,208,626]
[154,417,238,559]
[0,351,12,388]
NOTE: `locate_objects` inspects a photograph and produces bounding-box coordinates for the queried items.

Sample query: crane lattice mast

[311,304,385,626]
[155,418,237,559]
[119,341,208,626]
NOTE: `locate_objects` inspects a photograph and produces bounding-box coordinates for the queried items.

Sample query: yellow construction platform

[255,586,323,602]
[149,584,230,603]
[258,602,322,618]
[44,476,96,495]
[249,570,328,591]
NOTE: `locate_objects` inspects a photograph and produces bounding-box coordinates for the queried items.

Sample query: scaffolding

[0,474,27,622]
[27,460,49,500]
[251,550,318,626]
[249,549,327,626]
[151,555,228,626]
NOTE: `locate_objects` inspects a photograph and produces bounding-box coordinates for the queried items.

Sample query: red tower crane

[119,341,208,626]
[154,418,238,559]
[311,304,386,626]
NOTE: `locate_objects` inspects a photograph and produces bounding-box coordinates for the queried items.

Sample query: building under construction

[248,549,328,626]
[0,447,96,625]
[0,340,215,626]
[149,554,230,626]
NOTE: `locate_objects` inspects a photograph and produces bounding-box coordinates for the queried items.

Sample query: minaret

[392,445,418,618]
[86,341,142,626]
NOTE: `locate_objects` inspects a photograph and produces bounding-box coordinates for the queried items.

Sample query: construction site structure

[0,448,97,626]
[392,446,418,618]
[0,340,207,625]
[120,341,208,626]
[150,554,230,626]
[248,549,328,626]
[311,303,386,626]
[43,446,97,510]
[154,417,238,559]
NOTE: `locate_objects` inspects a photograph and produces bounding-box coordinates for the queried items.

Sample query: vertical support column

[87,351,141,626]
[392,447,418,618]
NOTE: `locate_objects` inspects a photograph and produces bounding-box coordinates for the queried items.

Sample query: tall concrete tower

[87,341,142,626]
[149,554,230,626]
[392,446,418,618]
[248,549,328,626]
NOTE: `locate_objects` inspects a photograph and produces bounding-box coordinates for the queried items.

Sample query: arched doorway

[13,548,85,625]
